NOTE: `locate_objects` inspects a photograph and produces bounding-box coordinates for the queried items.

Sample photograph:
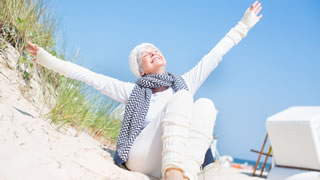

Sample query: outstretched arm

[26,42,135,104]
[182,1,263,95]
[227,1,262,45]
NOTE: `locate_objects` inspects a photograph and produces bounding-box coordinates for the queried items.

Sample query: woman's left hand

[249,1,263,20]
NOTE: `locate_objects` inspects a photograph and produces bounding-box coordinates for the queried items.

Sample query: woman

[26,1,262,180]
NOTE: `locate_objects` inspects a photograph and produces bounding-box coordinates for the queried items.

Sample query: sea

[233,157,271,170]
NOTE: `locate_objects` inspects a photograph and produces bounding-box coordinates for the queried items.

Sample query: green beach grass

[0,0,121,147]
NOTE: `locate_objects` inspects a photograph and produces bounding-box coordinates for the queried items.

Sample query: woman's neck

[152,86,169,94]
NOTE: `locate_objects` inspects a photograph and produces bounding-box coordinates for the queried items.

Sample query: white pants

[126,90,217,179]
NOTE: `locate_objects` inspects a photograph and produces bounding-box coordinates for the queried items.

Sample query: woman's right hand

[26,41,40,61]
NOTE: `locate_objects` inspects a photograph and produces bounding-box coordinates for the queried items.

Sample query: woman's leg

[183,98,217,180]
[126,90,194,179]
[125,108,164,178]
[161,90,194,179]
[126,92,217,180]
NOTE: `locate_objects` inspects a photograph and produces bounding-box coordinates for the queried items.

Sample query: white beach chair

[266,106,320,180]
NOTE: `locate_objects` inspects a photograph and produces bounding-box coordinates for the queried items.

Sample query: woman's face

[140,46,166,76]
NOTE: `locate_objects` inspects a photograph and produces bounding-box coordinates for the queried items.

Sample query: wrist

[35,47,47,65]
[226,8,260,45]
[240,8,259,30]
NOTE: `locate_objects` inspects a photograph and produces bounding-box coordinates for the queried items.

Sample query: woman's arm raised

[26,42,135,104]
[182,1,263,95]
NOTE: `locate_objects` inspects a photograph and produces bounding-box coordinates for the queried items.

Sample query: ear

[140,71,145,76]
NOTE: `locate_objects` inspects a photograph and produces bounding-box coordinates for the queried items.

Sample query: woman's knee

[172,89,193,103]
[163,90,194,123]
[165,90,193,113]
[193,98,218,125]
[194,98,217,115]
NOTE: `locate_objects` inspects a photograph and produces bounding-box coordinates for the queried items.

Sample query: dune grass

[0,0,121,146]
[48,77,122,145]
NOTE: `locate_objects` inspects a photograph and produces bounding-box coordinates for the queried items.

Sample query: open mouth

[152,57,161,63]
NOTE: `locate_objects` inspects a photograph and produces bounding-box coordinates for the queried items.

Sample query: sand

[0,42,266,179]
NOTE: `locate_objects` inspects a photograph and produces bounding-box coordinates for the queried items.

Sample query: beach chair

[251,134,272,177]
[266,106,320,180]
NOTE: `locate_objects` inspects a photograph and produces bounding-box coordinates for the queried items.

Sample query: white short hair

[129,43,157,77]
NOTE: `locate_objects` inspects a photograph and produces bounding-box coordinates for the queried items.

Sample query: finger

[25,46,35,51]
[258,14,263,20]
[254,3,261,12]
[255,6,262,15]
[28,50,36,56]
[27,41,39,50]
[252,1,259,8]
[26,47,36,54]
[250,1,258,11]
[29,50,36,54]
[26,43,40,53]
[34,45,40,51]
[27,41,35,48]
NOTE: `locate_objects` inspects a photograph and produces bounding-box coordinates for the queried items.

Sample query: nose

[150,51,156,57]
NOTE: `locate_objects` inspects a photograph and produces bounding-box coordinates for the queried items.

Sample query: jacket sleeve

[36,48,134,104]
[182,8,260,95]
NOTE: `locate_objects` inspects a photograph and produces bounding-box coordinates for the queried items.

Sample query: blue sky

[49,0,320,161]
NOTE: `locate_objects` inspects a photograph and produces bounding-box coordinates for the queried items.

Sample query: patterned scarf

[113,72,188,166]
